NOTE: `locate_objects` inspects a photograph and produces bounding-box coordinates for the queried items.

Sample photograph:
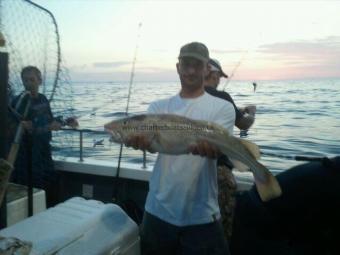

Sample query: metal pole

[142,150,146,169]
[27,133,33,216]
[79,131,83,162]
[0,52,8,228]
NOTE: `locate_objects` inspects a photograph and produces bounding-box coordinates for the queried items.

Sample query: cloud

[135,66,174,73]
[69,69,178,82]
[258,36,340,62]
[69,37,340,81]
[248,36,340,79]
[69,64,88,70]
[92,61,131,68]
[151,49,169,53]
[210,49,246,54]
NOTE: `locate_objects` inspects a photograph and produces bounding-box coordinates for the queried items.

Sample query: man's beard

[179,74,204,90]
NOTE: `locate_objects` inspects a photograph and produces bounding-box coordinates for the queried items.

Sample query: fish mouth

[108,130,123,143]
[104,122,123,143]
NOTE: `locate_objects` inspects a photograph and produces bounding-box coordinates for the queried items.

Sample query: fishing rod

[222,31,264,92]
[0,0,5,47]
[113,22,142,202]
[125,22,142,114]
[0,94,31,206]
[261,152,333,165]
[222,49,248,91]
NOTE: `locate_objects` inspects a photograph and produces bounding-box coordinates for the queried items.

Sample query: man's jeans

[140,211,230,255]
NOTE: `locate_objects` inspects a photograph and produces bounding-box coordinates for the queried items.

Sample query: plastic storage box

[0,197,140,255]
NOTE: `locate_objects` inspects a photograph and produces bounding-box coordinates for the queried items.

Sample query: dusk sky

[33,0,340,82]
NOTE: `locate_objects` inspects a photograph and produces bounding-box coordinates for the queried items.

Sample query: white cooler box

[6,183,46,226]
[0,197,140,255]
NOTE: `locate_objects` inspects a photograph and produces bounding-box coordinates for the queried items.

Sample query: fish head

[104,114,149,143]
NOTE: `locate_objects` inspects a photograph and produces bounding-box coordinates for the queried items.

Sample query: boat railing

[57,128,148,169]
[55,128,255,190]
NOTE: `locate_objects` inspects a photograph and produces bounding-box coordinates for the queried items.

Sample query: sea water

[53,78,340,172]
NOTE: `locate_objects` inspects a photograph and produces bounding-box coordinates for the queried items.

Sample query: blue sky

[33,0,340,82]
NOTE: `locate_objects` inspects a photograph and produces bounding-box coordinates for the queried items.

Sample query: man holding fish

[105,42,281,255]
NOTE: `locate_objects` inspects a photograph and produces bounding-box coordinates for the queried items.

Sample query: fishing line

[113,22,142,202]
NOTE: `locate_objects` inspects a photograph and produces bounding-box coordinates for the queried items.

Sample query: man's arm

[235,105,256,130]
[213,90,256,130]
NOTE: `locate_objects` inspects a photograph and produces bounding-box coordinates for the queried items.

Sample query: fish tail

[252,161,282,202]
[221,137,282,202]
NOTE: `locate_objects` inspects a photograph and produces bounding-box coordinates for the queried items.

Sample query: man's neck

[204,82,217,89]
[29,92,39,98]
[179,87,205,98]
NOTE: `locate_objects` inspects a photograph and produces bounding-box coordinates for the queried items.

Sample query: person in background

[125,42,235,254]
[204,58,257,240]
[8,66,78,207]
[252,82,257,92]
[205,58,256,131]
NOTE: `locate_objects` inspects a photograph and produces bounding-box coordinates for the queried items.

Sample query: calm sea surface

[53,79,340,173]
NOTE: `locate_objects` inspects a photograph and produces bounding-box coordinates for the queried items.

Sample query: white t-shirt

[145,92,235,226]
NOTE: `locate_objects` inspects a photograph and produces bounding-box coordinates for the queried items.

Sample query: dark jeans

[140,211,230,255]
[11,136,59,207]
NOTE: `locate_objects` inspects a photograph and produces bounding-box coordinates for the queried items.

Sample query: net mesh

[0,0,74,149]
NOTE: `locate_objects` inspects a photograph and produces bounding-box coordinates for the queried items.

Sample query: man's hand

[244,105,256,116]
[49,120,62,131]
[65,117,79,128]
[188,140,221,159]
[21,121,33,132]
[125,134,155,153]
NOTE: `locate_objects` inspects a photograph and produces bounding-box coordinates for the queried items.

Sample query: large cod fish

[104,114,282,202]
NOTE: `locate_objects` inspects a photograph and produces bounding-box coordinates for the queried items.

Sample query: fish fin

[236,138,261,159]
[230,159,249,172]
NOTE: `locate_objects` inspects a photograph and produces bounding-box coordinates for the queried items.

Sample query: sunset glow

[33,0,340,81]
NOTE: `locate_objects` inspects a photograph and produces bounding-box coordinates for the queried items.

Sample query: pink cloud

[239,37,340,80]
[69,37,340,81]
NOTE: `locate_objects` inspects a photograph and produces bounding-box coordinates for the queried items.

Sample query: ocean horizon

[69,77,340,84]
[52,78,340,173]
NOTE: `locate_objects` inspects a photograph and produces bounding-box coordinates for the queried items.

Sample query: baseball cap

[209,58,228,78]
[178,42,209,63]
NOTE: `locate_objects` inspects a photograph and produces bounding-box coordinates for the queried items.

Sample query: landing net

[0,0,74,148]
